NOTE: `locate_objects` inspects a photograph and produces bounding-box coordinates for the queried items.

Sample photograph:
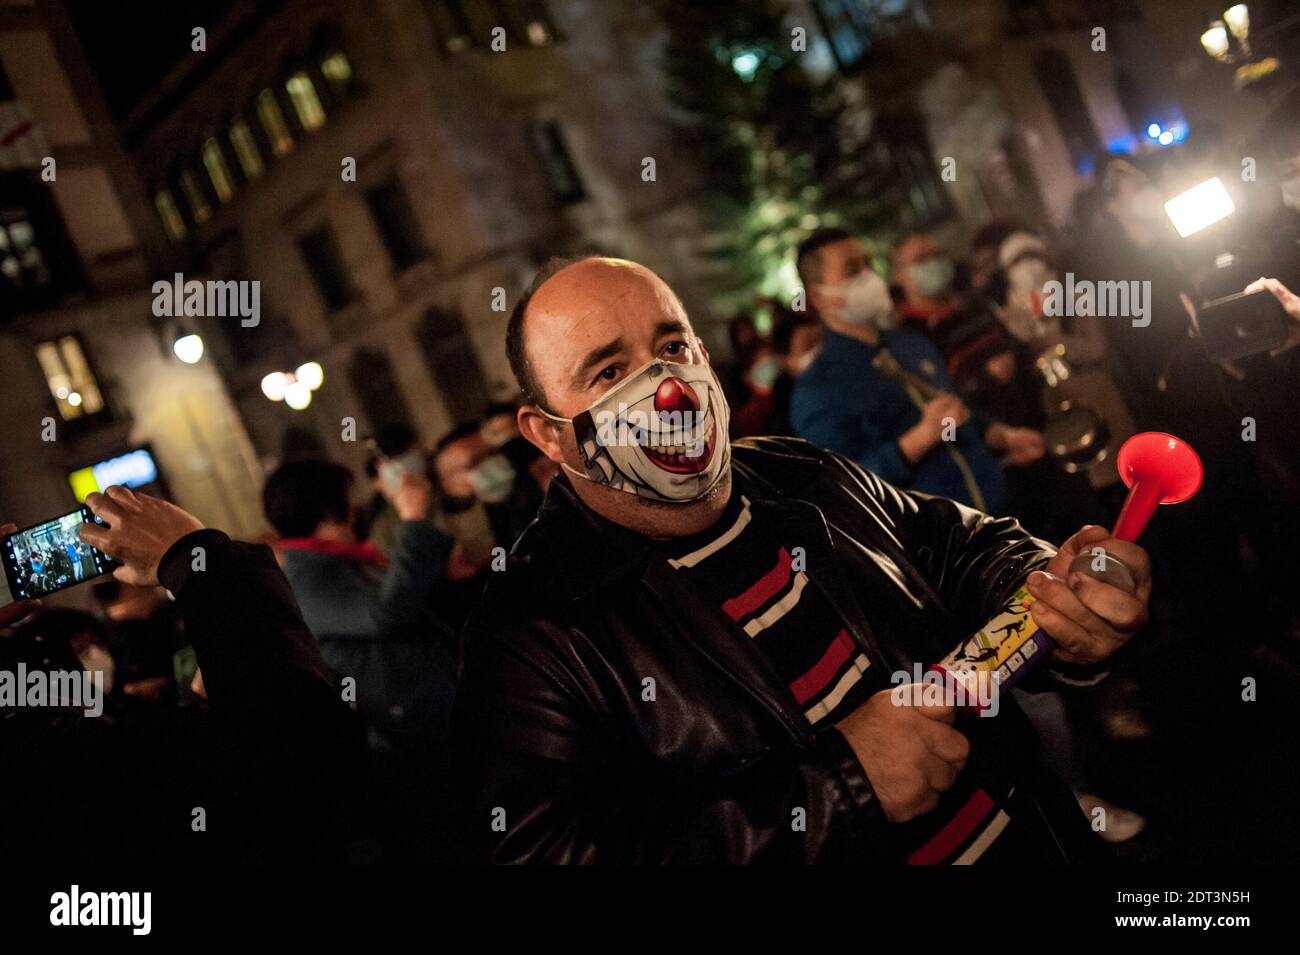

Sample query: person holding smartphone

[1,494,365,862]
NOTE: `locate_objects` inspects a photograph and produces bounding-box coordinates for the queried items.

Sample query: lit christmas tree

[657,0,902,320]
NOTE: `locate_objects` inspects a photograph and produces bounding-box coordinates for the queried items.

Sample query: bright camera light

[261,371,290,401]
[1164,177,1236,237]
[1147,123,1162,138]
[1158,130,1174,146]
[284,380,312,410]
[294,361,324,391]
[68,391,83,407]
[173,333,204,364]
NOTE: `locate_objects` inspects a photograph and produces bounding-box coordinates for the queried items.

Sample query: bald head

[509,257,729,538]
[507,257,698,417]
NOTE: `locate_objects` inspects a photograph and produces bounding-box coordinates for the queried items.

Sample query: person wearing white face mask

[893,233,960,331]
[450,254,1152,865]
[433,421,548,551]
[791,229,1042,512]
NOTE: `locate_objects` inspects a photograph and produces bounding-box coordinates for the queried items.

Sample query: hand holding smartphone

[1,506,116,605]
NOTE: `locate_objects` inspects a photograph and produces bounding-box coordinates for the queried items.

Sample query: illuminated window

[229,119,264,179]
[286,71,326,131]
[178,169,211,224]
[202,138,235,202]
[256,89,294,155]
[154,188,186,239]
[35,335,105,421]
[320,51,353,96]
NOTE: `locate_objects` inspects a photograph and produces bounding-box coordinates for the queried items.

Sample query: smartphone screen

[1,507,114,603]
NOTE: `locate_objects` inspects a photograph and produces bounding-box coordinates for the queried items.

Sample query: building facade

[119,0,716,480]
[0,0,265,597]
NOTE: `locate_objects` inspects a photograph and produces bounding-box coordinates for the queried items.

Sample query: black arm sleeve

[453,620,892,864]
[158,529,367,861]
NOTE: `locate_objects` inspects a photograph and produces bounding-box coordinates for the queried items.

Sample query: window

[366,178,427,270]
[256,88,294,156]
[348,347,414,434]
[0,172,83,310]
[811,0,873,72]
[228,119,264,179]
[1034,49,1100,172]
[529,121,585,204]
[286,71,326,131]
[202,138,235,202]
[35,335,105,421]
[320,51,354,97]
[298,224,354,311]
[178,168,211,224]
[0,216,51,289]
[417,307,489,423]
[154,189,187,240]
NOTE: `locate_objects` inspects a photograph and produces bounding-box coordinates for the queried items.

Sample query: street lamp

[173,333,205,364]
[261,362,323,411]
[1200,3,1252,61]
[284,379,312,410]
[1223,4,1250,40]
[1198,3,1281,90]
[1200,22,1230,60]
[260,371,289,402]
[294,361,324,391]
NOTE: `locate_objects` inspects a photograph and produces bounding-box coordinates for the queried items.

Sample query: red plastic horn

[1111,432,1203,542]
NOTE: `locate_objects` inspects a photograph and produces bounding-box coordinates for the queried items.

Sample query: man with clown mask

[452,256,1151,864]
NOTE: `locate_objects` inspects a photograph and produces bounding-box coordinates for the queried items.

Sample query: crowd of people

[11,532,94,597]
[3,108,1300,864]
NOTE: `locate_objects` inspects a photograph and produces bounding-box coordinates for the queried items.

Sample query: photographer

[0,495,365,862]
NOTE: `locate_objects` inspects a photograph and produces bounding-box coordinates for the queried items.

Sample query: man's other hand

[837,686,970,823]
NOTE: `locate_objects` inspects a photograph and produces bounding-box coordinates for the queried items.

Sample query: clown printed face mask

[541,359,731,504]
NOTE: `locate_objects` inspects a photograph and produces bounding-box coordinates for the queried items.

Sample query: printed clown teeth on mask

[626,414,708,449]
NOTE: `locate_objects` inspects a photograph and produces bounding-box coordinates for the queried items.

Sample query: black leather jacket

[453,437,1107,863]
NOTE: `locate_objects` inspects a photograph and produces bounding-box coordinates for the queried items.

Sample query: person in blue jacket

[791,229,1044,513]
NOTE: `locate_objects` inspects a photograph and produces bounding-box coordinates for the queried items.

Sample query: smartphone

[378,450,426,493]
[1197,288,1289,361]
[1,506,115,605]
